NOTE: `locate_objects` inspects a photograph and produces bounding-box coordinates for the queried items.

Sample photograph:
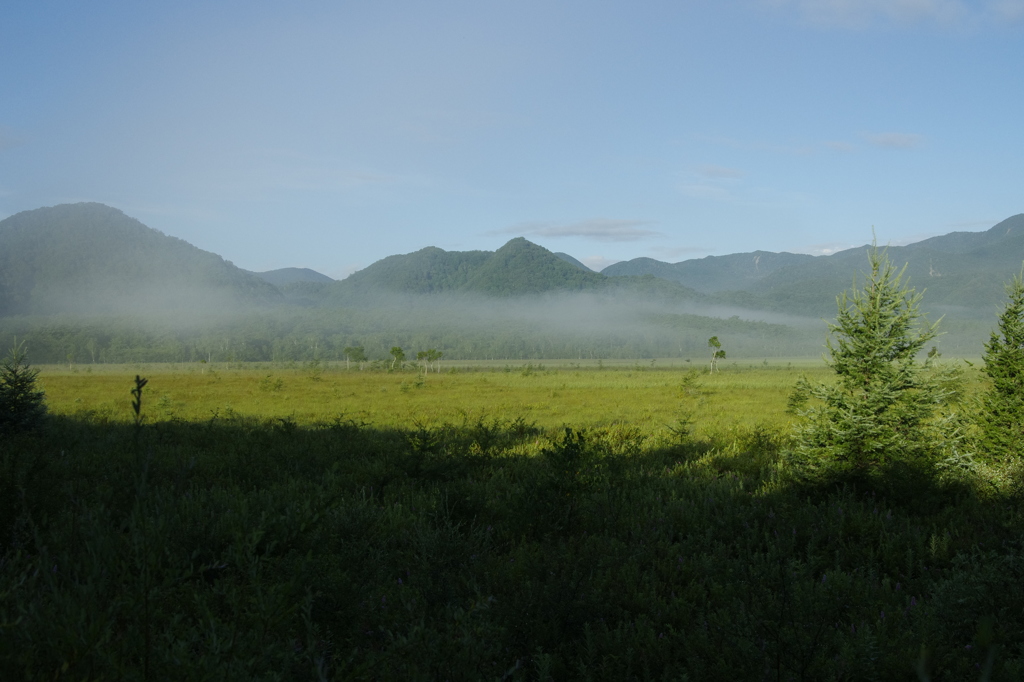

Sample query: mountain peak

[0,203,280,315]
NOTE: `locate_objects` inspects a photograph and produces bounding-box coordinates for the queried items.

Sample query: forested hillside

[0,203,281,316]
[553,252,593,271]
[604,251,816,293]
[605,214,1024,319]
[333,237,607,297]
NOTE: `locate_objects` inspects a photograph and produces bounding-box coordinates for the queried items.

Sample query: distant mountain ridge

[602,215,1024,318]
[603,251,816,292]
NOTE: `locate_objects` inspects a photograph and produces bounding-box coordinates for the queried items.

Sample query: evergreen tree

[978,273,1024,461]
[0,341,47,435]
[790,245,957,474]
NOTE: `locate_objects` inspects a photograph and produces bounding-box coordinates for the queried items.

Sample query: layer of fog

[349,290,824,333]
[3,282,991,361]
[19,280,281,327]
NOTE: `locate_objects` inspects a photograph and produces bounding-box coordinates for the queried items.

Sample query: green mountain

[0,203,282,316]
[553,252,593,272]
[329,238,715,306]
[251,267,334,286]
[462,238,607,295]
[336,237,614,298]
[338,246,493,295]
[733,214,1024,318]
[602,215,1024,319]
[4,202,1021,361]
[603,251,816,292]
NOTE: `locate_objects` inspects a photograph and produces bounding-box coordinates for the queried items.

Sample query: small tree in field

[0,341,47,435]
[389,346,405,370]
[426,349,443,373]
[789,245,958,475]
[343,346,367,370]
[978,272,1024,461]
[708,336,726,374]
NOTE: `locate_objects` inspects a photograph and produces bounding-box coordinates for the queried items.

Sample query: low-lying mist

[0,284,993,364]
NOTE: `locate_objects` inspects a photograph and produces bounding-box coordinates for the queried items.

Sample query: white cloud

[792,241,859,255]
[862,132,925,149]
[580,256,622,272]
[493,219,663,242]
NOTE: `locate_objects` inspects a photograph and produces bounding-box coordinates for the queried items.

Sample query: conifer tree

[790,245,956,474]
[0,341,47,435]
[978,273,1024,461]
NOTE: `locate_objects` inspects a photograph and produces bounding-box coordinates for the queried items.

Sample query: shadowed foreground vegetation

[4,399,1024,680]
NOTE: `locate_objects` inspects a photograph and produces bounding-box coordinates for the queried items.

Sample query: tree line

[0,307,824,365]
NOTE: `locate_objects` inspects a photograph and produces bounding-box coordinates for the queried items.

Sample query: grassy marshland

[37,360,820,432]
[3,361,1022,680]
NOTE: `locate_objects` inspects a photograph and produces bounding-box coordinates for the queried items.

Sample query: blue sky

[2,1,1022,278]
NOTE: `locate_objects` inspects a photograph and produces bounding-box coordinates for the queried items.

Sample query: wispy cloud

[492,219,663,242]
[695,134,816,156]
[679,164,746,201]
[765,0,1024,27]
[680,184,731,200]
[862,132,925,149]
[698,164,745,179]
[765,0,969,28]
[825,140,855,152]
[792,241,859,256]
[990,0,1024,20]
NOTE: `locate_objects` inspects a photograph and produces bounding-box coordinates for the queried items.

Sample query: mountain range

[1,203,1022,359]
[605,215,1024,318]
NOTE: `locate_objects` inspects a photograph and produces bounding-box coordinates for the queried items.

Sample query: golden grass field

[37,358,837,437]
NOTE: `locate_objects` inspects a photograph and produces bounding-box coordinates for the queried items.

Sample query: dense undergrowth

[4,409,1024,680]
